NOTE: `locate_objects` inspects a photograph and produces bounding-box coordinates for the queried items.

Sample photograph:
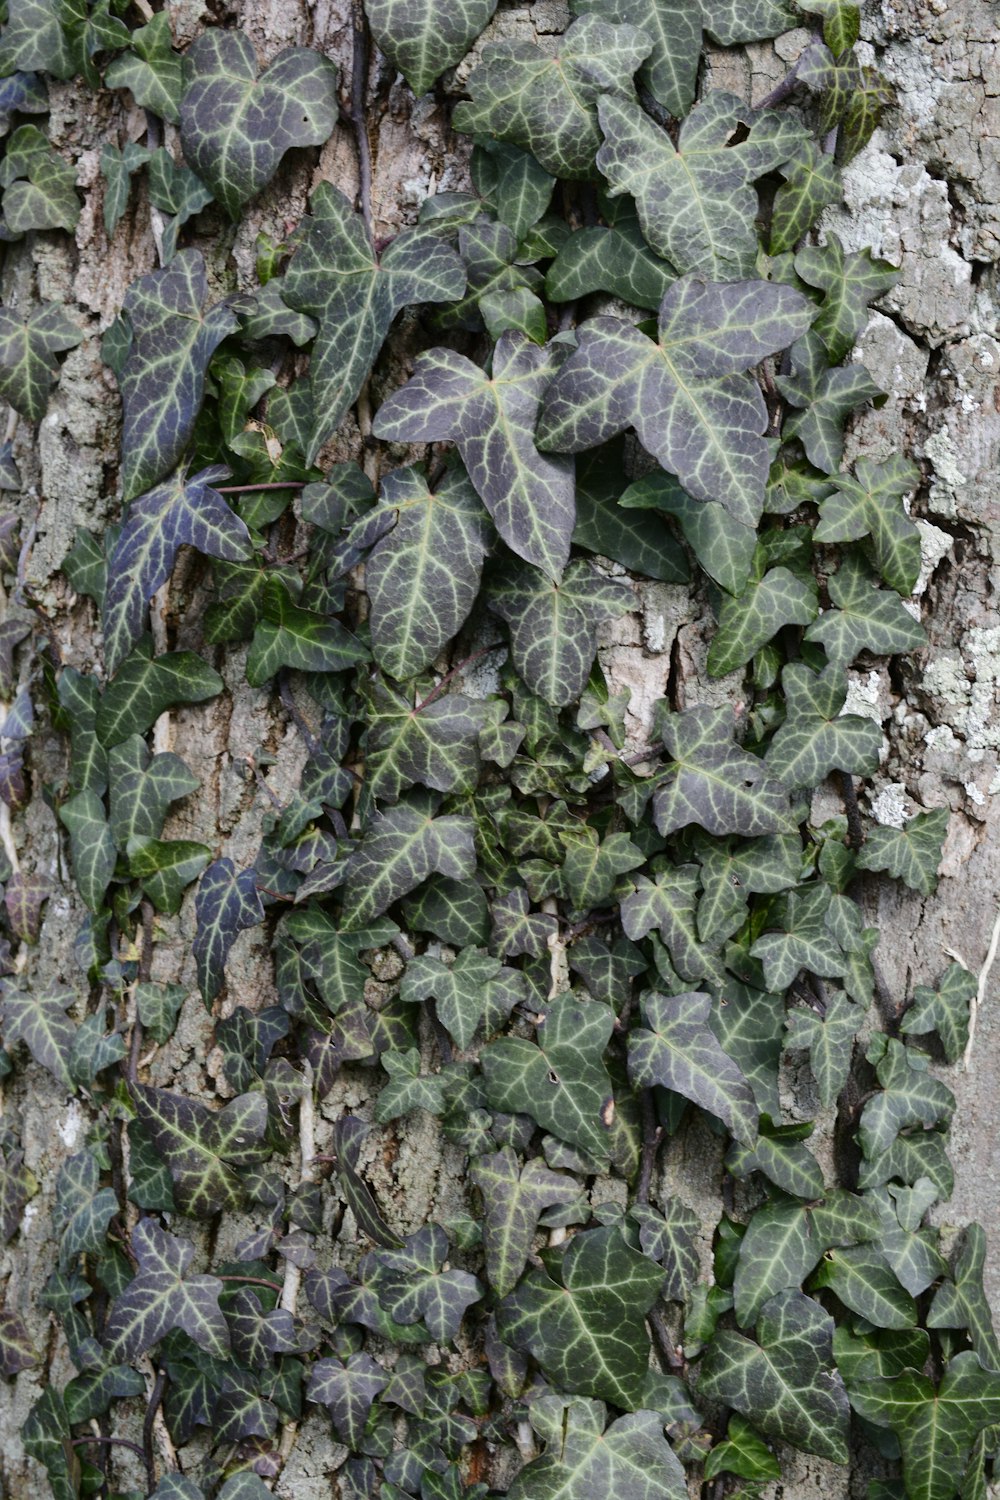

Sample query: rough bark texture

[0,0,998,1496]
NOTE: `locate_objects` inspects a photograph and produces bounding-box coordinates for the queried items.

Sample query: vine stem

[946,902,1000,1072]
[636,1091,662,1205]
[277,1060,315,1471]
[413,642,505,715]
[838,771,865,851]
[350,0,374,241]
[216,482,306,494]
[141,1369,166,1491]
[217,1274,285,1292]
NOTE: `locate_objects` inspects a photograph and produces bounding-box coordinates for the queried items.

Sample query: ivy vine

[0,3,993,1500]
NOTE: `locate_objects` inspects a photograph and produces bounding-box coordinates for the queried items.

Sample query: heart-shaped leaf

[732,1191,877,1325]
[307,1352,388,1448]
[179,31,338,216]
[652,704,795,838]
[339,799,477,929]
[902,962,976,1065]
[132,1083,268,1217]
[365,0,498,96]
[509,1395,687,1499]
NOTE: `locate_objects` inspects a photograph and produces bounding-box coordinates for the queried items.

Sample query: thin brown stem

[215,482,306,495]
[351,0,373,239]
[648,1305,685,1374]
[838,771,865,851]
[216,1274,285,1293]
[71,1436,147,1460]
[413,643,505,714]
[142,1369,166,1490]
[637,1091,662,1205]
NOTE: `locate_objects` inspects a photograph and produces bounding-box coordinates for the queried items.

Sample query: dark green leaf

[105,1216,229,1361]
[652,704,795,838]
[927,1225,1000,1372]
[0,303,81,423]
[902,962,976,1064]
[1,987,76,1087]
[193,858,265,1004]
[132,1082,268,1218]
[785,988,865,1108]
[307,1352,388,1447]
[471,1146,580,1296]
[629,990,758,1145]
[858,1037,955,1158]
[769,142,841,255]
[97,642,224,747]
[105,13,184,121]
[815,455,921,595]
[856,808,948,896]
[365,0,498,96]
[339,800,476,929]
[794,235,899,363]
[707,566,817,678]
[508,1393,687,1499]
[0,124,79,235]
[764,663,883,787]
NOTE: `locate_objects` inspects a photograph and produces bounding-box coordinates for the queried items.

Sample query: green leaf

[374,1224,483,1340]
[621,868,725,985]
[22,1388,78,1500]
[471,1147,580,1297]
[103,468,251,673]
[652,704,794,838]
[1,987,76,1087]
[628,990,758,1145]
[146,149,215,262]
[560,827,646,910]
[403,875,490,947]
[814,456,921,595]
[100,141,150,238]
[704,1414,781,1483]
[0,1307,36,1375]
[539,274,812,527]
[58,790,116,913]
[595,92,805,278]
[366,464,491,681]
[482,993,616,1162]
[573,448,688,584]
[769,142,842,255]
[509,1394,687,1499]
[280,184,466,463]
[573,0,700,116]
[129,837,212,914]
[620,470,757,596]
[193,858,265,1004]
[105,1217,229,1362]
[794,235,899,363]
[848,1353,1000,1500]
[856,808,948,896]
[732,1191,877,1326]
[0,302,81,423]
[750,883,850,992]
[402,947,525,1051]
[726,1123,825,1201]
[496,1224,663,1408]
[453,16,652,179]
[374,331,575,581]
[927,1225,1000,1372]
[785,989,865,1108]
[0,124,79,235]
[811,1243,917,1328]
[136,981,188,1046]
[489,559,631,706]
[365,0,498,96]
[54,1151,117,1269]
[132,1082,268,1218]
[777,331,884,473]
[805,554,925,666]
[546,210,676,312]
[698,1291,849,1462]
[764,663,883,787]
[630,1198,699,1301]
[307,1351,388,1447]
[902,962,976,1064]
[117,250,240,499]
[246,578,368,686]
[0,1147,34,1244]
[339,800,477,929]
[858,1038,955,1158]
[707,566,817,677]
[365,680,486,806]
[0,0,77,78]
[96,641,224,748]
[179,31,338,216]
[104,13,184,122]
[107,736,199,849]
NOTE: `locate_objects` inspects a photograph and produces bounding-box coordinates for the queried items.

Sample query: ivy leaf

[376,1224,483,1341]
[620,869,724,986]
[104,13,184,122]
[750,883,850,991]
[811,1243,917,1329]
[628,991,758,1146]
[132,1083,268,1217]
[58,791,116,913]
[848,1353,1000,1500]
[53,1151,117,1269]
[509,1395,687,1499]
[927,1225,1000,1372]
[858,1038,955,1158]
[652,704,794,838]
[785,989,865,1108]
[107,736,199,849]
[546,208,676,313]
[805,555,925,666]
[538,275,812,527]
[559,827,646,911]
[595,92,805,278]
[814,456,921,595]
[732,1191,877,1326]
[366,464,491,681]
[704,1414,781,1483]
[193,858,265,1004]
[280,184,465,463]
[453,16,652,179]
[0,303,81,423]
[97,642,224,748]
[0,73,48,136]
[104,1217,229,1362]
[573,0,700,117]
[246,578,368,686]
[496,1225,663,1408]
[0,1306,36,1375]
[179,31,338,217]
[630,1198,699,1301]
[573,447,688,584]
[136,981,188,1046]
[117,250,240,500]
[374,331,575,581]
[339,800,476,929]
[307,1352,388,1448]
[699,1290,849,1463]
[100,141,150,238]
[1,987,76,1087]
[146,149,215,262]
[129,838,212,914]
[103,468,251,673]
[620,470,757,596]
[0,124,79,235]
[488,560,631,706]
[365,681,486,807]
[707,566,817,678]
[364,0,497,95]
[777,331,884,474]
[404,876,490,948]
[794,234,899,364]
[726,1122,825,1201]
[482,994,616,1161]
[471,1147,580,1297]
[764,663,883,788]
[901,962,976,1064]
[0,1147,34,1244]
[402,947,525,1051]
[4,870,50,944]
[856,808,948,896]
[769,142,842,255]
